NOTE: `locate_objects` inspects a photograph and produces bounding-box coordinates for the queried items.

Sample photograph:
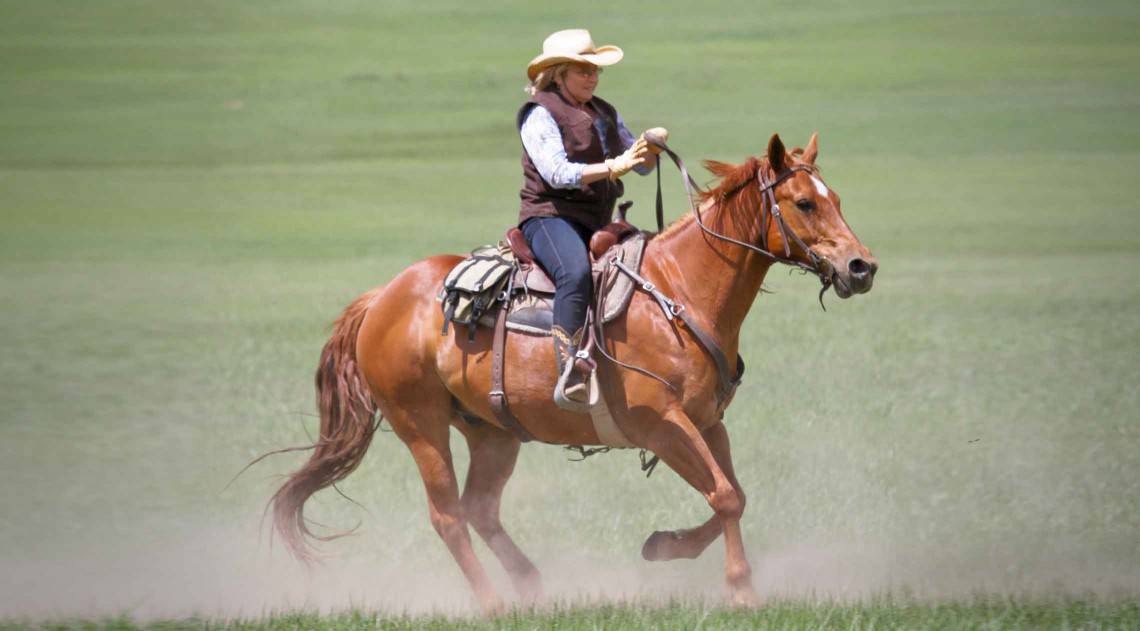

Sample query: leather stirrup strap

[489,305,535,442]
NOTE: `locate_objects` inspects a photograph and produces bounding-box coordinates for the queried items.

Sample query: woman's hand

[605,138,650,181]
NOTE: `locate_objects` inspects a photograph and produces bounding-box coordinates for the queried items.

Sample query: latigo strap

[488,303,536,442]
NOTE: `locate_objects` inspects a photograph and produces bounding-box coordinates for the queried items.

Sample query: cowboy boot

[552,325,595,404]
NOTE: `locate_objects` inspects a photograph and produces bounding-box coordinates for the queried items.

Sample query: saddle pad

[596,232,646,324]
[475,291,551,334]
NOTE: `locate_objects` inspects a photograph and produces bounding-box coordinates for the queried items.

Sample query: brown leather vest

[517,88,626,232]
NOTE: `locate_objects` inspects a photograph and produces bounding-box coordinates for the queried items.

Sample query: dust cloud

[2,518,1136,621]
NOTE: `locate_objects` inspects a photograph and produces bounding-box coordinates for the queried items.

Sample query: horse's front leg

[641,422,744,562]
[700,420,755,606]
[641,409,757,606]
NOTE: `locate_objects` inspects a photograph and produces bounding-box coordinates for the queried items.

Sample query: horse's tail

[269,287,383,563]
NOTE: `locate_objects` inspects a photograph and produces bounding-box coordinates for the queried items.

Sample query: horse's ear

[803,132,819,165]
[767,134,787,171]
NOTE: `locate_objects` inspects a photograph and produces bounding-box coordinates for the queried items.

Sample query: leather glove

[641,127,669,154]
[605,138,649,181]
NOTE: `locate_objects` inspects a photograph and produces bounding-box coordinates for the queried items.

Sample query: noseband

[650,140,834,306]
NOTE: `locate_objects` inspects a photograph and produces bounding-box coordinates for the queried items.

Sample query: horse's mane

[654,149,815,241]
[652,156,756,239]
[699,156,764,209]
[654,156,765,241]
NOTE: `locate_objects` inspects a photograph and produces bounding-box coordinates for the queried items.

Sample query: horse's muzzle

[832,256,878,299]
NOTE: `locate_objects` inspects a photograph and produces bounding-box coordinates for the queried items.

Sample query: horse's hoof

[641,530,679,561]
[478,596,508,618]
[728,589,761,609]
[517,574,545,605]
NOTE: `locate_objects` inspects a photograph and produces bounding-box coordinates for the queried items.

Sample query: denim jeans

[520,216,593,334]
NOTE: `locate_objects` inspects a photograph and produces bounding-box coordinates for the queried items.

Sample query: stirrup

[553,350,600,413]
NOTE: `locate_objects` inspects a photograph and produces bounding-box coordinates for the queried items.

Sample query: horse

[268,133,877,612]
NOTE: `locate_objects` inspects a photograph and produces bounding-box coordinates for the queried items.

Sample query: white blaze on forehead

[811,175,830,197]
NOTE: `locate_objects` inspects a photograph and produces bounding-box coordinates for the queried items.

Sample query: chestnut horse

[269,133,877,611]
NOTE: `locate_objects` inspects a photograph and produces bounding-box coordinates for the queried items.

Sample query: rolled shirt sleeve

[520,106,585,189]
[520,104,655,188]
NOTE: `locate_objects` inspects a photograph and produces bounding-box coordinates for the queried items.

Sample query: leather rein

[592,138,835,415]
[650,139,834,304]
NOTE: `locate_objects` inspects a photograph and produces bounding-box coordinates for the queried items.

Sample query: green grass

[11,598,1140,630]
[1,0,1138,625]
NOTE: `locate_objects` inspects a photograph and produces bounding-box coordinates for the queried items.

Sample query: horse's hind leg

[386,407,503,613]
[457,422,544,603]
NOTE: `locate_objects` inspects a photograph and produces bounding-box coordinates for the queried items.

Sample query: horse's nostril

[848,258,871,277]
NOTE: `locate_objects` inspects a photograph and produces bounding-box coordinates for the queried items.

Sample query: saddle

[439,223,645,339]
[504,219,637,292]
[492,220,643,335]
[438,215,647,446]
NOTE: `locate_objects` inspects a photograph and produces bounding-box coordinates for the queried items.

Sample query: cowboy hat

[527,29,624,80]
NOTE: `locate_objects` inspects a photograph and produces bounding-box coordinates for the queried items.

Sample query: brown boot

[552,326,595,403]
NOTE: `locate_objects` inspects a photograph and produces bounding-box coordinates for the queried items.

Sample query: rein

[590,138,837,417]
[649,138,834,306]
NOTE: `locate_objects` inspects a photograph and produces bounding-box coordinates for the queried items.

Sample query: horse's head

[762,133,877,298]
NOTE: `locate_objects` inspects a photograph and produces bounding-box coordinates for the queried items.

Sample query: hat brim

[527,45,623,80]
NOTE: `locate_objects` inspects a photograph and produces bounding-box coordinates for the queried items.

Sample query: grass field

[1,0,1138,627]
[16,599,1140,630]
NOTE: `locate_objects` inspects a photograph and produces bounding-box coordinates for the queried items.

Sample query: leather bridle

[650,138,835,305]
[586,137,841,417]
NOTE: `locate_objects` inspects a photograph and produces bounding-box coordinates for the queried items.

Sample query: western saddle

[485,207,643,441]
[504,210,639,294]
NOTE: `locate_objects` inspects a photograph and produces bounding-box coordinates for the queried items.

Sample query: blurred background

[1,0,1137,619]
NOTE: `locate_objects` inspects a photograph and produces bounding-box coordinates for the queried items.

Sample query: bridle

[649,138,835,306]
[592,137,839,417]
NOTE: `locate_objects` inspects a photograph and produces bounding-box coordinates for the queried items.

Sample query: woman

[517,29,662,408]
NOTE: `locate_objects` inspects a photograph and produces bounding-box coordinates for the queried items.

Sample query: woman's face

[558,63,600,105]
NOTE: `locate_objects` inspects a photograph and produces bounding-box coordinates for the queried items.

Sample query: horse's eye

[795,199,815,213]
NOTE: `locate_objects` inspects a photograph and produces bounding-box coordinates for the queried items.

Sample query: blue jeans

[520,216,593,334]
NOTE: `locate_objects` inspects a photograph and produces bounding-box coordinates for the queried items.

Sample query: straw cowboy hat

[527,29,624,80]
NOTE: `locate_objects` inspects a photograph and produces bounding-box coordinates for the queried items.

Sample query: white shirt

[519,105,651,189]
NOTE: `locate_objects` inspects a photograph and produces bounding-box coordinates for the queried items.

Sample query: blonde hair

[524,63,571,96]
